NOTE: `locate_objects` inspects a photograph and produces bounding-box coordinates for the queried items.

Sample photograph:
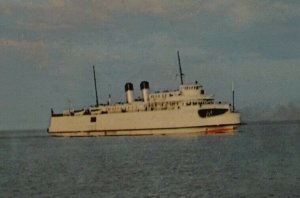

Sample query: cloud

[0,39,45,51]
[226,1,300,27]
[2,0,298,31]
[0,39,51,68]
[1,0,166,30]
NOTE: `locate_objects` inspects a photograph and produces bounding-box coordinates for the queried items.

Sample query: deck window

[90,117,96,122]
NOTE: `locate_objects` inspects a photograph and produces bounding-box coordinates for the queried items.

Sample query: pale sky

[1,0,300,130]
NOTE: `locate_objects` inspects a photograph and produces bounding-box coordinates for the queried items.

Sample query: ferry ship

[48,52,241,137]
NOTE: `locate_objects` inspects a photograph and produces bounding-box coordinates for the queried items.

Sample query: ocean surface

[1,122,300,197]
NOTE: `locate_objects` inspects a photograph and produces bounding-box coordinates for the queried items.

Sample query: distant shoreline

[1,120,300,132]
[245,120,300,125]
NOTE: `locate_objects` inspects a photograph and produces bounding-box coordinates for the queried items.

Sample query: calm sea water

[1,122,300,197]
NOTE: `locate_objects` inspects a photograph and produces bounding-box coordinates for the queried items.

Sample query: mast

[232,81,235,112]
[93,65,99,106]
[177,51,184,85]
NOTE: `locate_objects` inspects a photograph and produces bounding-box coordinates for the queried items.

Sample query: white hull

[49,126,237,137]
[48,106,240,137]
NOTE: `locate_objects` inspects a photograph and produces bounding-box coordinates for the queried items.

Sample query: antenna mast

[93,65,99,106]
[232,81,235,112]
[177,51,184,85]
